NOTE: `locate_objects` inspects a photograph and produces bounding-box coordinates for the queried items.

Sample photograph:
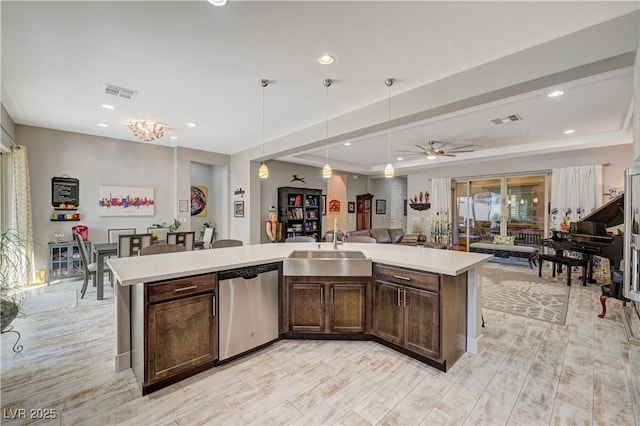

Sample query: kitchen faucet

[334,216,340,249]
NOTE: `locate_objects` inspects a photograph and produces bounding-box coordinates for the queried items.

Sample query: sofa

[345,228,405,244]
[469,234,539,268]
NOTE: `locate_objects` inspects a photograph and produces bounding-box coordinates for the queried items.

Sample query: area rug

[21,290,77,316]
[481,262,571,325]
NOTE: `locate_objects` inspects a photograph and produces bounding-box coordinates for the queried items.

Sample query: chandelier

[128,120,165,142]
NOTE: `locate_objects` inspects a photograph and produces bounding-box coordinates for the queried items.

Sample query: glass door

[454,173,548,251]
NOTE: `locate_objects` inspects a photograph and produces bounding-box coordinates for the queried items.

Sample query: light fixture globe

[384,163,395,178]
[128,120,165,142]
[322,163,332,179]
[258,162,269,179]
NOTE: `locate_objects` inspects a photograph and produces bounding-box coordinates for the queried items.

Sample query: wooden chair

[167,231,196,251]
[199,227,215,249]
[345,236,376,243]
[212,239,243,248]
[118,234,152,257]
[285,236,316,243]
[73,231,110,299]
[146,227,170,243]
[139,244,186,256]
[108,228,136,243]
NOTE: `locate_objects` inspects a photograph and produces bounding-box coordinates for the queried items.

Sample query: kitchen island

[108,242,492,386]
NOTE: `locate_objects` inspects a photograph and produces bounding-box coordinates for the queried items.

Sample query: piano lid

[578,193,624,228]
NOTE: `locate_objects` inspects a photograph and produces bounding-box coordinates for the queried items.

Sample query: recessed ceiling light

[344,142,351,146]
[169,136,178,140]
[186,122,198,127]
[563,129,575,134]
[97,123,109,127]
[397,157,403,161]
[101,104,115,110]
[207,0,227,6]
[547,90,564,98]
[318,55,335,65]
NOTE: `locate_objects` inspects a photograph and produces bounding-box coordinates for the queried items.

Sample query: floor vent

[491,114,522,125]
[105,83,137,100]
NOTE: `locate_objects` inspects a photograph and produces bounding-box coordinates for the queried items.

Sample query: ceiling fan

[396,140,474,160]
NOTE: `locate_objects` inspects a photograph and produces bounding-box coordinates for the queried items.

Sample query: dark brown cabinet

[278,186,323,241]
[373,264,465,366]
[356,193,374,230]
[287,277,368,335]
[131,273,217,394]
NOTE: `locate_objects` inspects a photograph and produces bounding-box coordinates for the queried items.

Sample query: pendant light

[384,78,395,178]
[258,79,269,179]
[322,78,333,179]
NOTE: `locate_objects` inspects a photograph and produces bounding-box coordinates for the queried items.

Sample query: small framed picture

[179,199,189,213]
[234,201,244,218]
[376,199,386,215]
[321,195,326,216]
[348,201,355,214]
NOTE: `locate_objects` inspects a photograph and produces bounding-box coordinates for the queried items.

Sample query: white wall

[17,125,176,271]
[370,176,408,229]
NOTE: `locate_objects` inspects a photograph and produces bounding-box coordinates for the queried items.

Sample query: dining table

[92,242,117,300]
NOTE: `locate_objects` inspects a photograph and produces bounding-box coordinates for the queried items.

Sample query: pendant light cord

[325,83,329,163]
[387,82,391,163]
[262,84,266,162]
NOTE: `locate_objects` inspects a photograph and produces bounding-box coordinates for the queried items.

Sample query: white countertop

[107,242,493,286]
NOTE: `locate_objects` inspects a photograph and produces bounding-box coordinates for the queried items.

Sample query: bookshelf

[278,187,323,241]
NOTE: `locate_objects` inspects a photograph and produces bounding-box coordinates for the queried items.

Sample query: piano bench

[469,243,538,269]
[537,254,588,286]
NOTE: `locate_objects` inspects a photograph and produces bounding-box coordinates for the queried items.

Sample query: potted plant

[0,229,30,331]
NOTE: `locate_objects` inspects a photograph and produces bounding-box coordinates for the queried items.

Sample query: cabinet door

[289,283,324,333]
[328,282,366,333]
[373,281,403,345]
[403,287,440,359]
[146,293,216,384]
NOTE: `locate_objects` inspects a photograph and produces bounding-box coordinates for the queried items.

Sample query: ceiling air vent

[490,114,522,125]
[104,83,137,100]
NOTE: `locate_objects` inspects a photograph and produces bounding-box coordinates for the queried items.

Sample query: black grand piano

[547,194,624,282]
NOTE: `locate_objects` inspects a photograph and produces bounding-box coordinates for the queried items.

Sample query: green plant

[0,229,30,330]
[169,218,181,232]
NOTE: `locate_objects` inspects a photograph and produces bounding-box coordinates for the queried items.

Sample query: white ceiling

[2,1,639,176]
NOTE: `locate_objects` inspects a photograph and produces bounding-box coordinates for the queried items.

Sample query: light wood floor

[1,266,638,426]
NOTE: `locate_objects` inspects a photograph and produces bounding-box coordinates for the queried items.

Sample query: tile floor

[1,265,638,426]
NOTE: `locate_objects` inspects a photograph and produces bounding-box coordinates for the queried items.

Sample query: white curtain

[429,177,452,244]
[12,145,34,282]
[550,165,602,232]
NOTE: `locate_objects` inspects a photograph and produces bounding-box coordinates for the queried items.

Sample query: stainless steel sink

[283,250,372,276]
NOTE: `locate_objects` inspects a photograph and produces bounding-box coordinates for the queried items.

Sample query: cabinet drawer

[147,273,216,304]
[374,264,440,292]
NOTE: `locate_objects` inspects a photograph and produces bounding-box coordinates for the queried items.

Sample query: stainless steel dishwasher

[218,263,279,361]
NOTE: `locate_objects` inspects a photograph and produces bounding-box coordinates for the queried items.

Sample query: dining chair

[198,227,215,249]
[285,236,316,243]
[167,231,196,251]
[118,234,152,257]
[74,231,111,299]
[346,236,377,243]
[211,239,243,248]
[108,228,136,243]
[146,227,170,243]
[140,244,186,256]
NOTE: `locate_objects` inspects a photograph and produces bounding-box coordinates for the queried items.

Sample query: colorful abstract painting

[99,186,154,216]
[191,186,207,217]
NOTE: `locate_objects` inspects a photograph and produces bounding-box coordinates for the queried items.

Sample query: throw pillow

[493,235,515,245]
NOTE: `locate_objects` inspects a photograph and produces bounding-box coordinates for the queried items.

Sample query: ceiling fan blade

[447,144,474,151]
[442,153,457,157]
[447,149,474,153]
[395,149,425,153]
[414,144,429,151]
[435,141,450,150]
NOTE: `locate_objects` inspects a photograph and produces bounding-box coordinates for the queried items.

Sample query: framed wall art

[376,199,386,215]
[99,186,154,216]
[234,201,244,218]
[348,201,355,214]
[191,186,207,217]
